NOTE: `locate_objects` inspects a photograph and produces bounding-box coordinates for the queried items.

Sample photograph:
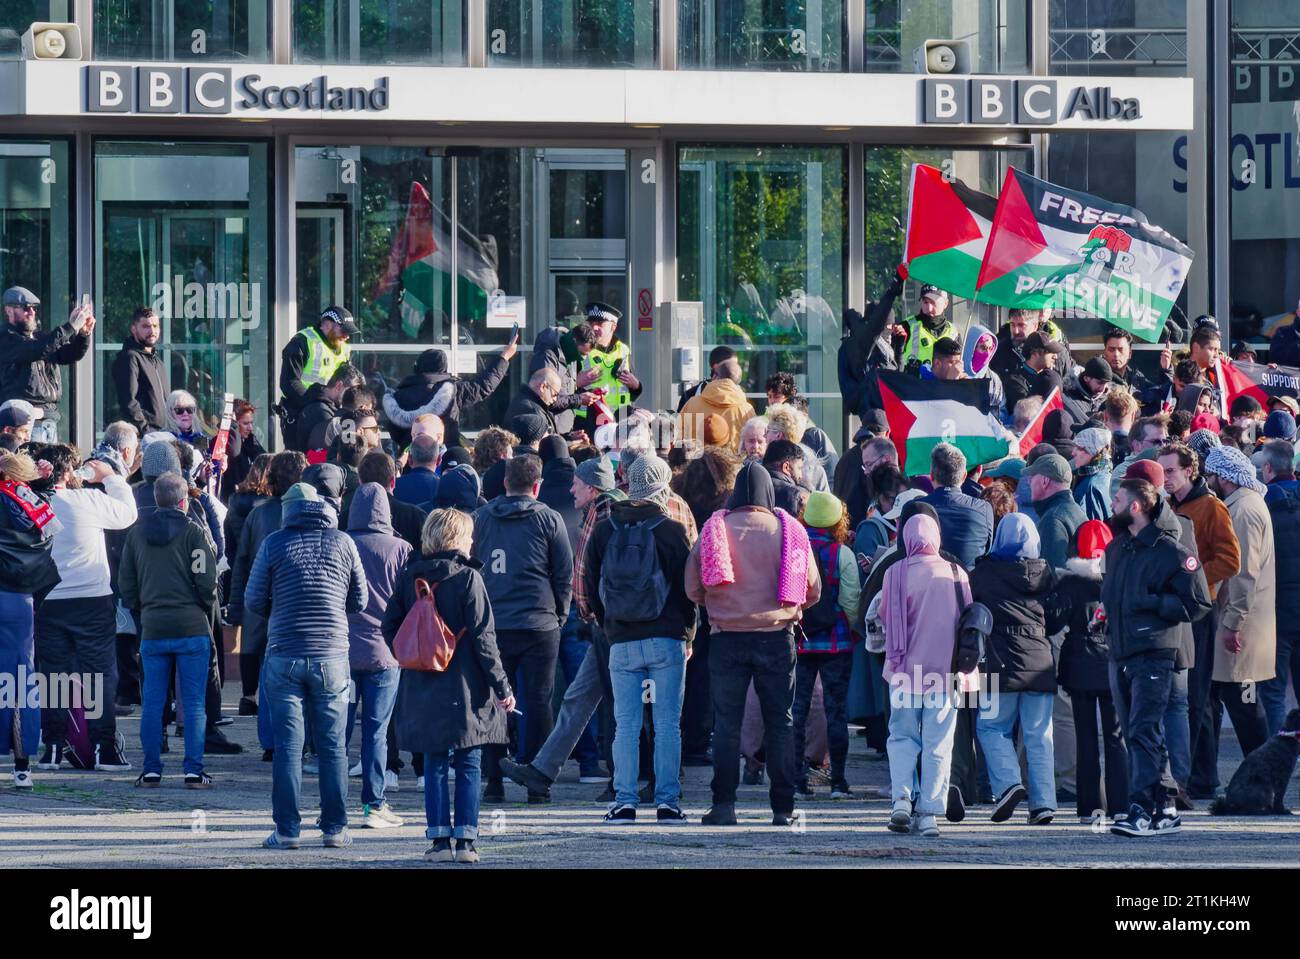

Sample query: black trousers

[240,646,264,698]
[681,614,713,758]
[589,624,617,773]
[709,628,796,815]
[1069,687,1129,818]
[34,595,119,748]
[1111,652,1177,814]
[793,651,853,783]
[1211,680,1269,758]
[485,627,561,784]
[1187,609,1220,795]
[115,631,142,705]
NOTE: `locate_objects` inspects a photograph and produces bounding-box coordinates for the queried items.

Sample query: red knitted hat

[1125,459,1165,489]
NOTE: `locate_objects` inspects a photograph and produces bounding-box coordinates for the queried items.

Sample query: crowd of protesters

[2,282,1299,862]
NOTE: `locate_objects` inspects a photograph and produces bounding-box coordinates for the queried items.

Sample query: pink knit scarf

[699,507,809,607]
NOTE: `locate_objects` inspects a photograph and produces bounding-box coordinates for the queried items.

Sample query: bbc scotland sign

[85,65,390,114]
[921,78,1142,126]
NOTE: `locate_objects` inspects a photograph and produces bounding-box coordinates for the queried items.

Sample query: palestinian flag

[904,163,998,299]
[1215,358,1300,418]
[974,167,1193,343]
[873,369,1013,477]
[1017,386,1064,458]
[374,181,500,338]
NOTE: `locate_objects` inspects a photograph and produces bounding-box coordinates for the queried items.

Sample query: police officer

[897,284,957,374]
[277,305,358,428]
[0,287,94,444]
[578,302,641,426]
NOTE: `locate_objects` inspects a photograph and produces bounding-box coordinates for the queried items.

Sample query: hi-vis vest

[904,317,957,366]
[1041,318,1065,343]
[296,326,351,391]
[585,338,633,410]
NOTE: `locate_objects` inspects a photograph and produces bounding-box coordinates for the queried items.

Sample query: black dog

[1211,708,1300,815]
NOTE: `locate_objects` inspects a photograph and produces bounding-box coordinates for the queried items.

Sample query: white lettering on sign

[934,84,958,119]
[194,71,226,109]
[149,72,174,109]
[981,84,1005,118]
[1022,83,1054,120]
[100,71,124,107]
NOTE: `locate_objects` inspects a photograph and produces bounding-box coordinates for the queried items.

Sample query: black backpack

[598,516,670,623]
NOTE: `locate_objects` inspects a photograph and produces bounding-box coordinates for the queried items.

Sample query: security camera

[21,22,84,60]
[914,39,971,75]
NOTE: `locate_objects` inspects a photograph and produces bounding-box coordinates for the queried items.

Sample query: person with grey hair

[1203,444,1276,760]
[473,453,573,803]
[1261,439,1300,736]
[394,434,441,507]
[119,471,219,788]
[98,421,140,477]
[583,454,696,823]
[920,443,994,570]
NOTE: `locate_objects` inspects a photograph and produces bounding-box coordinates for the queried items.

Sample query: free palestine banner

[903,163,999,300]
[873,369,1013,476]
[972,167,1193,343]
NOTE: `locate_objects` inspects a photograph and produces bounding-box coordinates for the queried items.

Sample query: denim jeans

[345,666,400,806]
[1164,668,1190,787]
[709,629,797,814]
[559,610,601,772]
[1111,653,1176,814]
[0,590,40,758]
[424,748,482,840]
[608,638,687,807]
[976,689,1057,812]
[793,651,854,784]
[140,635,209,776]
[256,656,274,751]
[1262,631,1300,736]
[886,690,959,816]
[264,655,350,839]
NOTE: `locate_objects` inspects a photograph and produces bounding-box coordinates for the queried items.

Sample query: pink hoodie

[881,514,972,695]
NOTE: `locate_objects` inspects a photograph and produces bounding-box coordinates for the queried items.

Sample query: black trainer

[603,803,637,824]
[238,697,259,716]
[94,742,132,772]
[36,743,63,771]
[134,771,161,788]
[482,781,505,804]
[499,758,553,794]
[772,811,797,827]
[454,840,480,864]
[1028,807,1055,825]
[262,749,274,762]
[794,779,814,800]
[946,785,966,823]
[990,784,1027,823]
[1151,810,1183,835]
[1110,804,1155,837]
[526,788,551,805]
[657,804,689,824]
[595,782,616,804]
[185,772,214,789]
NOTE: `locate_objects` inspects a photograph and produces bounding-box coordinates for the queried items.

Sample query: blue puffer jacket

[921,485,994,571]
[1266,479,1300,625]
[245,497,368,659]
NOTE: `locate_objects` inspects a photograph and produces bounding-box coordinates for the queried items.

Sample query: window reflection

[679,1,844,71]
[488,0,657,67]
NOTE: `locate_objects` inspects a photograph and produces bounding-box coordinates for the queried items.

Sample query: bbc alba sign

[921,78,1142,126]
[85,65,390,114]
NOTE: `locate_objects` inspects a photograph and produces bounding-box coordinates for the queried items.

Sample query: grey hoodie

[346,483,413,671]
[471,494,573,631]
[962,322,1006,417]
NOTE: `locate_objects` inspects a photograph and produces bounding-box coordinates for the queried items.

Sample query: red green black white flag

[973,167,1193,343]
[873,369,1014,477]
[903,163,999,300]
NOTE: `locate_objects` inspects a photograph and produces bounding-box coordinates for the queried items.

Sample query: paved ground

[3,691,1299,869]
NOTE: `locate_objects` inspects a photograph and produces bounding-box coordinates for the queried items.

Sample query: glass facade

[679,1,843,71]
[295,145,628,433]
[1047,0,1189,348]
[0,139,74,433]
[678,144,845,446]
[293,0,464,65]
[95,1,272,61]
[0,1,68,57]
[865,146,1022,329]
[487,0,656,67]
[93,141,271,440]
[865,0,1029,74]
[1229,2,1300,341]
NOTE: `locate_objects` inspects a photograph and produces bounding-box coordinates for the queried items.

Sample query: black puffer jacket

[383,349,509,448]
[111,337,168,435]
[1056,556,1109,693]
[529,328,590,434]
[968,554,1067,693]
[384,551,512,753]
[228,497,283,653]
[1101,514,1213,663]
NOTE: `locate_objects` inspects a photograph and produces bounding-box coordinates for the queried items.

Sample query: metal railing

[1049,26,1187,68]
